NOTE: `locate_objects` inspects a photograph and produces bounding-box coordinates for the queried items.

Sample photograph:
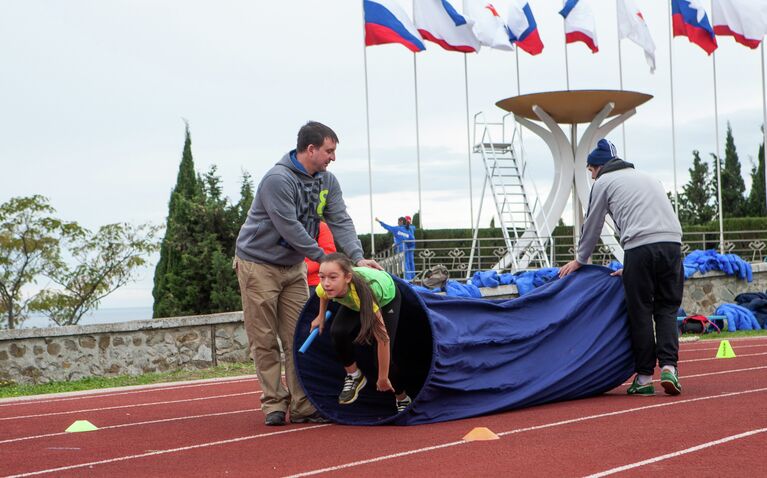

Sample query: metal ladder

[468,113,550,274]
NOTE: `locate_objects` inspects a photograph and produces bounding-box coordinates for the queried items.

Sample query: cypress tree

[681,150,715,225]
[203,165,230,246]
[153,131,261,317]
[747,141,766,217]
[203,167,248,313]
[719,123,747,217]
[152,123,207,318]
[234,171,254,229]
[670,191,692,226]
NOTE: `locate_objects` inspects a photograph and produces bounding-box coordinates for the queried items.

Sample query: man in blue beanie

[559,139,684,397]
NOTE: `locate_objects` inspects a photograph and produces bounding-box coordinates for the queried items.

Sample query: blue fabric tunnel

[294,265,634,426]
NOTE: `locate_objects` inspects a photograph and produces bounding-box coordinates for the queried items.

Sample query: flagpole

[361,4,375,255]
[515,49,525,157]
[712,49,725,254]
[464,53,475,231]
[413,53,424,228]
[563,23,571,90]
[710,7,724,254]
[411,1,423,229]
[762,43,767,214]
[617,9,627,158]
[667,1,679,216]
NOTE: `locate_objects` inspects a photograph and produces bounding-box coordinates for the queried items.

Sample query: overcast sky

[2,0,766,310]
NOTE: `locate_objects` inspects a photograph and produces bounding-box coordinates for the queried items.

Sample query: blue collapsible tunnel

[294,265,634,426]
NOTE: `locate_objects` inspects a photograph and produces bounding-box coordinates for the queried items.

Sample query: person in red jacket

[306,221,337,286]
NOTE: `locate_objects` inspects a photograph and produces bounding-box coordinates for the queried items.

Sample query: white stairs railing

[468,113,551,275]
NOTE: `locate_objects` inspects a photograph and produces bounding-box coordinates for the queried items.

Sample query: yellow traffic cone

[65,420,98,433]
[463,427,500,441]
[715,340,736,359]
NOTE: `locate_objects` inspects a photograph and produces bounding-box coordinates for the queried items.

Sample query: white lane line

[0,391,257,421]
[621,365,767,386]
[282,387,767,478]
[0,376,258,407]
[681,351,767,363]
[3,424,331,478]
[683,365,767,378]
[0,407,260,445]
[683,343,767,353]
[683,336,767,346]
[583,427,767,477]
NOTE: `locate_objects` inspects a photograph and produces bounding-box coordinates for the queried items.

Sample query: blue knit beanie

[587,139,617,166]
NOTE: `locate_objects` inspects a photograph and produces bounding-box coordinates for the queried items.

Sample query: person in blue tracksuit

[404,215,416,280]
[375,216,415,280]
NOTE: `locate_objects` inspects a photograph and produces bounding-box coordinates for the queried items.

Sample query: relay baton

[299,310,332,354]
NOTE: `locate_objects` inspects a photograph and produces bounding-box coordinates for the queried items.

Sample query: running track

[2,337,766,477]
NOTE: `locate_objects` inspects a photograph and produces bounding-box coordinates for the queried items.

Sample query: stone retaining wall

[2,263,765,385]
[680,262,767,314]
[0,313,248,385]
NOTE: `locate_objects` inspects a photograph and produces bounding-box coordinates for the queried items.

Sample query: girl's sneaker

[339,374,367,405]
[626,375,655,396]
[396,395,412,413]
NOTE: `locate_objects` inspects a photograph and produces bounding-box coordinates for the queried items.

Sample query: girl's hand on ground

[310,316,324,334]
[376,377,394,392]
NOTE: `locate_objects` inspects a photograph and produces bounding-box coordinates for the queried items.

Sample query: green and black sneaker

[660,369,682,395]
[626,375,655,396]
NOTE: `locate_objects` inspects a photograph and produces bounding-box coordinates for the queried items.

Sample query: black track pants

[622,242,684,375]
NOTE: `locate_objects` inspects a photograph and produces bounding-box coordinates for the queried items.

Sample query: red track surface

[2,337,766,477]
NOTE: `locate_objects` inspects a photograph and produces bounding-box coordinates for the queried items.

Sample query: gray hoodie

[235,152,364,266]
[577,159,682,264]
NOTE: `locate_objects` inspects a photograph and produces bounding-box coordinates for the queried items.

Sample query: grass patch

[0,361,255,399]
[694,330,767,340]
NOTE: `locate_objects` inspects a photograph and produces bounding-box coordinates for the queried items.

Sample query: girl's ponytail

[351,272,387,345]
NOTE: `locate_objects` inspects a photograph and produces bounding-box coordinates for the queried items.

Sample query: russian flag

[559,0,598,54]
[507,0,543,55]
[712,0,767,50]
[364,0,426,52]
[414,0,480,53]
[671,0,717,55]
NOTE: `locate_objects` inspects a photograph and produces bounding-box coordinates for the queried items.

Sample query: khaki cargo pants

[235,256,315,419]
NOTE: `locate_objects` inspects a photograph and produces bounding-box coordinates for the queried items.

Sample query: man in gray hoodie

[235,121,381,426]
[559,139,684,397]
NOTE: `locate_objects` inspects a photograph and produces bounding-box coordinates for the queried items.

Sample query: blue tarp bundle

[410,280,482,298]
[444,280,482,298]
[714,303,762,331]
[735,291,767,329]
[683,250,753,282]
[470,268,560,296]
[294,265,634,426]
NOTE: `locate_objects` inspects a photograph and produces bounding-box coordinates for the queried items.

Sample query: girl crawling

[310,252,411,412]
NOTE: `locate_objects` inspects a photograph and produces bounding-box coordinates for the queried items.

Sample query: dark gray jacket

[577,159,682,264]
[235,152,364,266]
